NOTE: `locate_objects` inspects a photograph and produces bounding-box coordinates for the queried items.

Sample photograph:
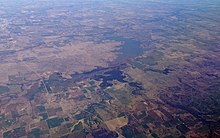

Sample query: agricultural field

[0,0,220,138]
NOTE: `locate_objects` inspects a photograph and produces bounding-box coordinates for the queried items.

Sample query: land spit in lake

[0,0,220,138]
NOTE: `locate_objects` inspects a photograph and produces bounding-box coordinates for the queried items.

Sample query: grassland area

[0,0,220,138]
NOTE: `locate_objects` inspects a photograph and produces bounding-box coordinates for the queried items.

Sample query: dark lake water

[93,69,127,89]
[107,36,143,62]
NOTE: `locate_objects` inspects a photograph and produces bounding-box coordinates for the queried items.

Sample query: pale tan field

[0,41,121,83]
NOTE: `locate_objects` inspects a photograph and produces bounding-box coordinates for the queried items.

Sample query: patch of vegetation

[37,105,46,113]
[4,119,13,126]
[134,111,146,119]
[46,117,64,128]
[89,80,95,85]
[163,121,173,128]
[118,112,126,117]
[1,118,14,129]
[152,133,159,138]
[27,128,41,138]
[84,116,94,127]
[197,124,209,132]
[140,122,149,129]
[143,115,155,124]
[45,82,52,93]
[66,123,73,129]
[87,86,96,93]
[0,114,5,121]
[74,111,90,121]
[79,95,86,101]
[3,127,26,138]
[72,122,83,132]
[3,130,12,138]
[176,124,190,134]
[64,117,70,121]
[121,125,135,138]
[79,85,83,89]
[82,89,87,93]
[26,84,44,101]
[0,85,10,94]
[53,85,64,93]
[39,113,48,121]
